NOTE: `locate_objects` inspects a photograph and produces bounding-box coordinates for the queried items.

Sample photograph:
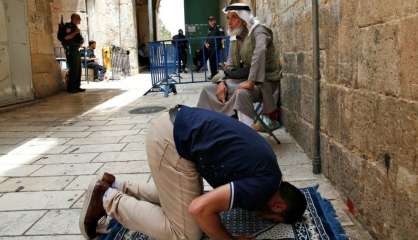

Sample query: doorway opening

[0,0,34,107]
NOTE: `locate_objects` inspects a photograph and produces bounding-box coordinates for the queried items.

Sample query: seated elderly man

[197,2,281,130]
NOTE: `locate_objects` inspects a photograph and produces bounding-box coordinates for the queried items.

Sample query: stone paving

[0,75,371,239]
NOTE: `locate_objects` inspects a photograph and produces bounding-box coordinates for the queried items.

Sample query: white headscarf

[223,3,260,35]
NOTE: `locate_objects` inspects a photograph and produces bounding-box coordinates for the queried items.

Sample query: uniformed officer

[172,29,189,73]
[199,16,225,79]
[63,13,85,93]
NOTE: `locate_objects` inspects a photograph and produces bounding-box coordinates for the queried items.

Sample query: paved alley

[0,76,370,239]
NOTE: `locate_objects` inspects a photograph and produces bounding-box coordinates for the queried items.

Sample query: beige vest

[230,25,281,82]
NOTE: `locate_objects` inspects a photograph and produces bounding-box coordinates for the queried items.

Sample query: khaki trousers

[103,113,203,240]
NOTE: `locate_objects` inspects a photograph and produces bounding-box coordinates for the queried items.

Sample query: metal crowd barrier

[110,46,131,80]
[146,36,230,97]
[147,41,179,97]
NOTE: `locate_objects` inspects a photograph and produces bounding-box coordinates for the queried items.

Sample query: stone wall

[256,0,418,239]
[27,0,63,98]
[51,0,139,74]
[50,0,88,47]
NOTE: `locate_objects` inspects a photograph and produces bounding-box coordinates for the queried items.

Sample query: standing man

[80,105,307,240]
[81,41,107,81]
[198,16,225,79]
[172,29,189,73]
[63,13,85,93]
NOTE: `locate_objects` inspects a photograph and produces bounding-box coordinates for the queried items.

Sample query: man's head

[71,13,81,25]
[208,16,217,28]
[259,182,307,224]
[88,41,96,49]
[226,11,246,36]
[178,29,184,36]
[223,3,256,36]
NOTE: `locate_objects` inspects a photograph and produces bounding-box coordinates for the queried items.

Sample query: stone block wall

[119,0,139,73]
[256,0,418,239]
[50,0,88,48]
[28,0,64,98]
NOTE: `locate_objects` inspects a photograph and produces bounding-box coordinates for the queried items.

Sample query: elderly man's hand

[222,64,231,71]
[216,81,227,103]
[237,81,255,91]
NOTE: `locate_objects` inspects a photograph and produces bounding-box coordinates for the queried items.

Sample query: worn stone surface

[27,0,64,99]
[93,150,147,162]
[0,211,45,235]
[0,165,43,177]
[123,142,146,151]
[0,154,41,165]
[0,75,372,239]
[88,124,134,131]
[31,163,103,176]
[26,209,81,235]
[0,236,84,240]
[0,176,75,193]
[337,0,359,88]
[0,191,82,211]
[374,96,417,170]
[360,161,398,239]
[400,15,418,101]
[257,0,418,239]
[98,161,150,174]
[358,23,401,97]
[34,153,98,164]
[357,0,403,27]
[300,77,313,123]
[89,130,140,138]
[64,143,126,154]
[66,173,150,191]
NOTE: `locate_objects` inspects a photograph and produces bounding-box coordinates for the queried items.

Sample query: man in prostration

[79,105,306,240]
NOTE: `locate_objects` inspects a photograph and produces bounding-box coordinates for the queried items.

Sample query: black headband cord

[224,5,251,12]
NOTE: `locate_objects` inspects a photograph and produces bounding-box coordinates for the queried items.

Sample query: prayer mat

[99,186,347,240]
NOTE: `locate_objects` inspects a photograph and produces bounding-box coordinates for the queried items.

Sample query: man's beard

[229,27,243,36]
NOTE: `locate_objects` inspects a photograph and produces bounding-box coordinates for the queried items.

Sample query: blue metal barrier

[147,41,179,97]
[146,36,230,97]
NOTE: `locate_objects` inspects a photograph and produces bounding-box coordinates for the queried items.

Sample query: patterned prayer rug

[99,186,347,240]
